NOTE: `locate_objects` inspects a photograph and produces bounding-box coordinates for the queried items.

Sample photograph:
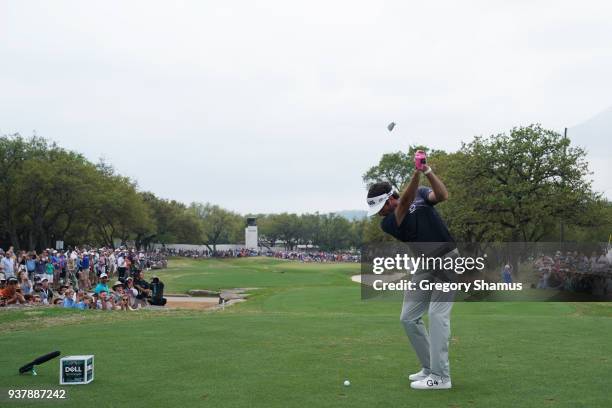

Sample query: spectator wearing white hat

[94,273,110,295]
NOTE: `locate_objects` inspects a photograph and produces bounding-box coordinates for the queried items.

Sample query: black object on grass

[19,350,61,375]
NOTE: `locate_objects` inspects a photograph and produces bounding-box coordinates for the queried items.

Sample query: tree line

[2,125,610,252]
[0,135,364,251]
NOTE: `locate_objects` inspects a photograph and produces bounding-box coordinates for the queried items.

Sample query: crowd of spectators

[163,247,360,262]
[267,251,360,262]
[162,248,258,258]
[533,249,612,294]
[2,245,360,307]
[0,246,167,309]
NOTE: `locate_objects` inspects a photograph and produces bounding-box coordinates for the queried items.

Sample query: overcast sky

[1,0,611,214]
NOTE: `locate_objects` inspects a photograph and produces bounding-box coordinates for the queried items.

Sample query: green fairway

[1,257,611,408]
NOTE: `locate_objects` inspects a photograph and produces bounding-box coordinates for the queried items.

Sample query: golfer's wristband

[423,167,433,175]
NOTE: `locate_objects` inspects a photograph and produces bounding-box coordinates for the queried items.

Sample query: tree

[0,135,43,249]
[545,198,612,243]
[0,135,233,250]
[361,216,395,244]
[298,213,321,247]
[15,144,103,249]
[449,124,593,242]
[89,167,155,248]
[315,213,352,251]
[270,213,302,250]
[139,193,202,248]
[257,215,279,249]
[190,203,243,252]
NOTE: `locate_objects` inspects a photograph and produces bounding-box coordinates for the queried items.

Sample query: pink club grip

[414,150,427,171]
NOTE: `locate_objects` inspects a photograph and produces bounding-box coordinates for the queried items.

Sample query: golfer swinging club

[366,150,458,390]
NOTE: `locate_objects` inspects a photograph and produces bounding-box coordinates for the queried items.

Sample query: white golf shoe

[408,369,430,381]
[410,375,452,390]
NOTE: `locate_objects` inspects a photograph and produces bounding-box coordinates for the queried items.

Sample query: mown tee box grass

[1,257,611,408]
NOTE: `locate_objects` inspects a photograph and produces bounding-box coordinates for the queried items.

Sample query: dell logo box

[59,355,94,385]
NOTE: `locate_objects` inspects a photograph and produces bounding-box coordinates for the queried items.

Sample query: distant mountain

[570,107,612,198]
[334,210,368,221]
[570,106,612,153]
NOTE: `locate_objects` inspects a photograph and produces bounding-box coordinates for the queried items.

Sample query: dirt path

[165,296,219,310]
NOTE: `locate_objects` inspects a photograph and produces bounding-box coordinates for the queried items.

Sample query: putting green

[1,257,610,407]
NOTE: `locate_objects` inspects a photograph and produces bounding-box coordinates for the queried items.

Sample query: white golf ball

[343,380,350,386]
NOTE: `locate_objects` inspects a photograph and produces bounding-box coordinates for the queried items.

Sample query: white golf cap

[366,189,395,216]
[100,273,108,278]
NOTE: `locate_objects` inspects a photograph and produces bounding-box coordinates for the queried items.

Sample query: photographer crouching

[133,271,166,307]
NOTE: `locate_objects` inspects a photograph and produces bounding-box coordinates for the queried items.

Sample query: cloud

[1,0,611,212]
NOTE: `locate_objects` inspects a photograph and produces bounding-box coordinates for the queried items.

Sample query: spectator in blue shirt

[62,289,76,308]
[26,254,37,279]
[73,291,87,310]
[94,273,110,295]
